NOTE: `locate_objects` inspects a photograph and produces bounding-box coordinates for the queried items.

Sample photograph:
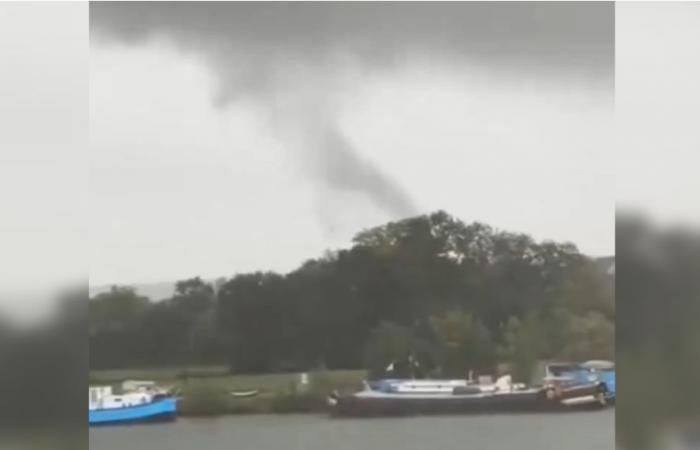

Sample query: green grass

[89,366,367,416]
[89,365,229,383]
[91,367,364,392]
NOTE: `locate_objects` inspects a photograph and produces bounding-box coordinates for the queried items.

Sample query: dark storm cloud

[90,2,613,222]
[91,2,613,78]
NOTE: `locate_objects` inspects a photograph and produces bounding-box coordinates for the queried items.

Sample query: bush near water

[174,371,354,416]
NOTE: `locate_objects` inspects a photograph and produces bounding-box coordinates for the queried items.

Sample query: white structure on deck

[122,380,157,392]
[391,379,469,394]
[89,385,155,411]
[380,375,521,395]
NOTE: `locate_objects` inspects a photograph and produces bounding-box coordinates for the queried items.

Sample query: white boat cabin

[89,385,155,411]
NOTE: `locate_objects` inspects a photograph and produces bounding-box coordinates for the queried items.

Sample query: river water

[90,409,614,450]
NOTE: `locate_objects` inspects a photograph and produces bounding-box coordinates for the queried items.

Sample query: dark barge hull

[330,385,608,417]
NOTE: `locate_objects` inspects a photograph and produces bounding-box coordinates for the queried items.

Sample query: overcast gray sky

[89,2,614,286]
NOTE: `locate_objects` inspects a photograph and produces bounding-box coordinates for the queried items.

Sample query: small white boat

[229,389,259,398]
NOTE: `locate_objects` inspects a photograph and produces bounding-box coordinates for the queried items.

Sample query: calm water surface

[90,409,614,450]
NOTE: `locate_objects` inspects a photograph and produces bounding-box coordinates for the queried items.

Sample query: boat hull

[330,384,608,417]
[89,398,177,426]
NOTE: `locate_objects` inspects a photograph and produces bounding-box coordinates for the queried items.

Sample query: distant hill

[89,281,180,301]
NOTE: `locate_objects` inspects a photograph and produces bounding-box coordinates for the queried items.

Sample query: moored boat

[544,361,615,403]
[580,360,616,402]
[89,384,177,426]
[329,370,610,417]
[230,389,260,398]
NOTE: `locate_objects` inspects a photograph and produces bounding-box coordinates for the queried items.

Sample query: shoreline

[90,367,366,417]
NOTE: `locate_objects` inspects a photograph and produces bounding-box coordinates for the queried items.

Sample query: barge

[329,370,610,417]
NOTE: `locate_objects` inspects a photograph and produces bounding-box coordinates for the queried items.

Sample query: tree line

[89,211,614,381]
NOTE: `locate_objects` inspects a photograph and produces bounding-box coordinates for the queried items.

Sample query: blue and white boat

[580,360,616,402]
[89,384,177,426]
[543,360,615,403]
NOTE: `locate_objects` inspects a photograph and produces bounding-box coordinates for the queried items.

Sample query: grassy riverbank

[90,367,366,416]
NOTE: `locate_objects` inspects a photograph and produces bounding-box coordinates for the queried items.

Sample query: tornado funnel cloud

[312,123,417,218]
